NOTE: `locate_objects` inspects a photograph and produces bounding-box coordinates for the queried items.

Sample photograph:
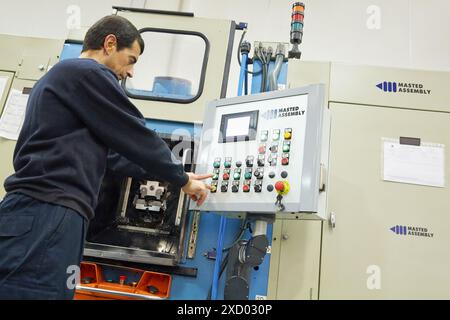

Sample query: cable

[237,30,261,75]
[207,252,229,300]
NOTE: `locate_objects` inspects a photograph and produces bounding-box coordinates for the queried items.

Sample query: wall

[0,0,448,97]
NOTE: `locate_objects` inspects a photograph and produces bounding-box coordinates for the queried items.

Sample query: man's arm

[65,67,189,187]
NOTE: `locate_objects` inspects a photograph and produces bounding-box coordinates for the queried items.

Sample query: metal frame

[122,27,210,104]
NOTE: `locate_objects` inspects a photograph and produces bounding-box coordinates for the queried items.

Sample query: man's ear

[103,34,117,55]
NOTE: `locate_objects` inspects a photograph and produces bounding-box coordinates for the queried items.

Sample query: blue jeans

[0,193,87,300]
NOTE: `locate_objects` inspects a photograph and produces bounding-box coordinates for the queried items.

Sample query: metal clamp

[329,212,336,229]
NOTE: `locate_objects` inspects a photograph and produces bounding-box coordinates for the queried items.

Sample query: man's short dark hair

[82,15,145,54]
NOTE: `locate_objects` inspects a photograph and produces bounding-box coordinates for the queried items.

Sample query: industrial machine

[1,2,450,301]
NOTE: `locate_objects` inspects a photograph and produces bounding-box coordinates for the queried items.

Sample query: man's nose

[127,68,134,78]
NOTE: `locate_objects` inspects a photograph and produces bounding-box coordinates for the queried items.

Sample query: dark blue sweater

[4,58,189,220]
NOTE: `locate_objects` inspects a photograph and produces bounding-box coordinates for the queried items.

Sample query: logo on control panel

[376,81,431,95]
[261,107,305,120]
[390,225,434,238]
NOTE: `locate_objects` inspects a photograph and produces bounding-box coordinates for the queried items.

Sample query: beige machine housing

[268,61,450,299]
[0,35,63,198]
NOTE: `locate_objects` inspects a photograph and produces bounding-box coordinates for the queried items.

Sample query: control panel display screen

[219,110,258,143]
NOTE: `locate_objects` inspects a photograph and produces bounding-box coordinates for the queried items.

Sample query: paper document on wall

[0,89,30,140]
[0,77,8,100]
[382,138,445,188]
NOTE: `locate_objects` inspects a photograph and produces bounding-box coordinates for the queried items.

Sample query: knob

[282,158,289,166]
[257,159,265,167]
[254,170,261,178]
[246,160,253,167]
[221,185,228,192]
[243,185,250,193]
[282,234,289,241]
[232,185,239,193]
[254,185,262,193]
[223,173,230,180]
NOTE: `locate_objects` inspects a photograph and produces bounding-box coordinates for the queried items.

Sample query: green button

[212,174,219,180]
[283,145,290,152]
[244,173,252,180]
[234,173,241,180]
[213,162,220,168]
[224,162,232,168]
[273,134,280,141]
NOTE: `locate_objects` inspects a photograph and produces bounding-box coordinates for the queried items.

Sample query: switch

[254,169,264,180]
[273,129,281,141]
[284,128,292,140]
[254,184,262,193]
[260,130,269,142]
[213,161,221,169]
[211,184,218,193]
[269,172,276,179]
[221,182,229,193]
[282,142,291,153]
[269,144,278,153]
[212,173,219,181]
[258,144,266,154]
[233,172,241,180]
[246,156,254,168]
[267,185,274,192]
[257,155,265,167]
[223,173,230,180]
[244,172,252,180]
[282,158,290,166]
[224,158,232,168]
[269,156,277,166]
[275,180,290,195]
[281,171,288,179]
[236,161,243,168]
[243,184,250,193]
[232,185,239,193]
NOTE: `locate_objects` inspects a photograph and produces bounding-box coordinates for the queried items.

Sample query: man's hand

[182,172,213,206]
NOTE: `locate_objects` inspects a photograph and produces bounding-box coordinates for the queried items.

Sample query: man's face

[104,37,141,81]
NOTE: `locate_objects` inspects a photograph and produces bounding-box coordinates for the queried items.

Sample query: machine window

[123,29,209,103]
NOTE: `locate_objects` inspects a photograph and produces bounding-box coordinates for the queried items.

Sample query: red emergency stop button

[243,185,250,193]
[275,181,286,192]
[282,158,290,166]
[223,173,230,180]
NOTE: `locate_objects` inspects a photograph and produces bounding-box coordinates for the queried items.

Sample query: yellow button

[284,132,292,140]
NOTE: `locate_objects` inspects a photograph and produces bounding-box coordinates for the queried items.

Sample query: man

[0,15,211,299]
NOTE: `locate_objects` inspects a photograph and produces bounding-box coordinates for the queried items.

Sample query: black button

[269,172,276,179]
[221,185,228,193]
[281,171,288,178]
[267,185,274,192]
[232,185,239,193]
[254,185,262,193]
[236,161,242,168]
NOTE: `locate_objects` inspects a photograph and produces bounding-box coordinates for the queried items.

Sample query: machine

[1,2,450,301]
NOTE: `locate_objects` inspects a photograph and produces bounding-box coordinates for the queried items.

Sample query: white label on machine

[382,138,445,188]
[0,89,30,140]
[0,76,8,100]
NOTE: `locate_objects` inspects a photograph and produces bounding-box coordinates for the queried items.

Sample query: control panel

[190,85,329,218]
